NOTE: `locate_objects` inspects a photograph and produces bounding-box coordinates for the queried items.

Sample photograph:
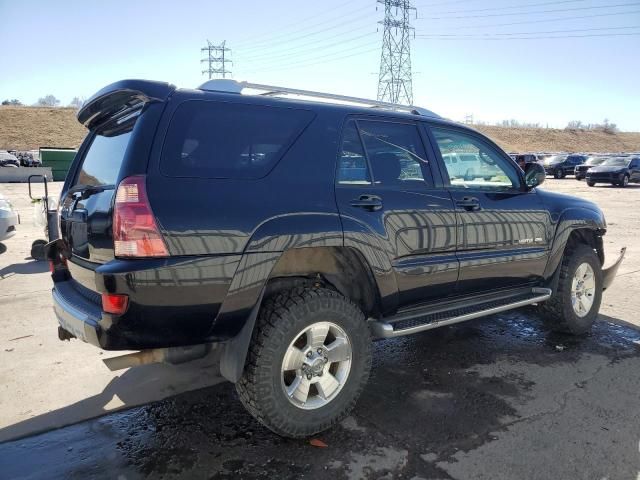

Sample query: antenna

[200,40,232,79]
[377,0,416,105]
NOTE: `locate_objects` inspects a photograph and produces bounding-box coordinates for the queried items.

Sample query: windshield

[602,157,629,167]
[545,155,566,164]
[585,157,607,165]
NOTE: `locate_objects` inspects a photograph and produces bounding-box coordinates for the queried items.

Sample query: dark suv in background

[575,156,608,180]
[47,79,625,438]
[544,154,586,178]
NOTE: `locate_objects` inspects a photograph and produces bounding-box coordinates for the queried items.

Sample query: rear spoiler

[77,79,176,130]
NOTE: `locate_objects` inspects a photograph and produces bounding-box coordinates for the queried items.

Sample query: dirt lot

[0,178,639,479]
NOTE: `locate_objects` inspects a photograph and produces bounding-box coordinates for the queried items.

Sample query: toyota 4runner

[47,79,625,438]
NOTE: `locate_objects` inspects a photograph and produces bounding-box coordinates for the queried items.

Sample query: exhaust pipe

[102,344,214,371]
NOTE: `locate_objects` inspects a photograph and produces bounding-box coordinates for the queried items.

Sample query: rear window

[161,101,314,179]
[75,130,132,187]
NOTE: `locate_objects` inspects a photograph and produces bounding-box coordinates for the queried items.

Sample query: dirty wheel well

[264,247,380,318]
[566,228,605,266]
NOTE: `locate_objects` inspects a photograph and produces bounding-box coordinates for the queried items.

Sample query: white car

[0,193,18,242]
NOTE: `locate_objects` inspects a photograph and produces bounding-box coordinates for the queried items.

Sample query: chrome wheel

[281,321,352,410]
[623,175,629,187]
[571,262,596,317]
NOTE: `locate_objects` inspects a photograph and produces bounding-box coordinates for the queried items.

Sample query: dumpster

[39,147,77,181]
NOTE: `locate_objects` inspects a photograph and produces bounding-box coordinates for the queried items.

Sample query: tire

[620,175,629,188]
[236,287,372,438]
[554,169,564,179]
[539,244,603,335]
[30,239,48,260]
[587,181,595,187]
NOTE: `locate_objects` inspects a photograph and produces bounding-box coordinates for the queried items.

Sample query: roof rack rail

[198,79,440,119]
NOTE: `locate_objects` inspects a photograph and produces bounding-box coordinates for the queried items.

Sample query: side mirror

[524,162,546,188]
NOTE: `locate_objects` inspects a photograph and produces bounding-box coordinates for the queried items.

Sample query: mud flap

[219,289,265,383]
[602,247,626,290]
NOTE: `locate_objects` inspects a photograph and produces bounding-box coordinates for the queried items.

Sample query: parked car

[585,156,640,187]
[0,151,20,168]
[47,79,625,438]
[544,154,586,178]
[442,152,501,180]
[8,150,41,167]
[575,156,608,180]
[0,193,18,242]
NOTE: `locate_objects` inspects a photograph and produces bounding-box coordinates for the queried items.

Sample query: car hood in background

[587,165,627,173]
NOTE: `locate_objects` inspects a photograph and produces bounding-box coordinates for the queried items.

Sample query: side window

[431,128,520,190]
[337,120,371,184]
[161,101,314,179]
[357,120,432,187]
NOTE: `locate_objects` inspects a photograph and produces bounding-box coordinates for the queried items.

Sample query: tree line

[2,95,84,108]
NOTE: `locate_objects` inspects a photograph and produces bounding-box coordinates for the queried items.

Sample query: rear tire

[539,244,603,335]
[236,287,372,438]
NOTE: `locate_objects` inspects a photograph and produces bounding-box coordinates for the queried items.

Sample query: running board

[370,288,552,339]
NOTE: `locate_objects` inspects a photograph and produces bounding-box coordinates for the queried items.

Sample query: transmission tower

[377,0,415,105]
[201,40,232,79]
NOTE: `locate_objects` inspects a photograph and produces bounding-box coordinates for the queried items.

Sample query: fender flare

[543,207,606,280]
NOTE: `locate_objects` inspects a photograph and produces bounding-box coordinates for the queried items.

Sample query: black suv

[47,80,625,438]
[544,154,587,178]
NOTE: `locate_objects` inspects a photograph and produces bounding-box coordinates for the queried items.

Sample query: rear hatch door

[58,81,174,281]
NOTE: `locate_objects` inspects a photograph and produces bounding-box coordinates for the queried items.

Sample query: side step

[370,287,552,339]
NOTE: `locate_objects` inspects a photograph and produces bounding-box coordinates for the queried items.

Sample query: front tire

[539,244,603,335]
[236,287,372,438]
[587,181,596,187]
[620,174,629,188]
[554,169,564,179]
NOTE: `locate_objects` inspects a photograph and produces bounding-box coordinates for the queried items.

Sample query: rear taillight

[113,175,168,258]
[102,293,129,315]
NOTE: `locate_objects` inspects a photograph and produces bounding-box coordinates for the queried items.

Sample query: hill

[0,106,87,151]
[1,105,639,153]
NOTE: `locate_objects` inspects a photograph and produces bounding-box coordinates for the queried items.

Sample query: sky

[1,0,639,130]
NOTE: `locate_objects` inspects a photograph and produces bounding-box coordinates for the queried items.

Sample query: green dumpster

[39,148,77,181]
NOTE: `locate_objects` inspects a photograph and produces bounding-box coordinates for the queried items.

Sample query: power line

[235,5,374,52]
[429,0,585,15]
[377,0,416,105]
[233,2,370,48]
[420,2,640,20]
[420,9,640,29]
[416,32,640,40]
[237,27,375,63]
[415,25,640,37]
[239,45,379,75]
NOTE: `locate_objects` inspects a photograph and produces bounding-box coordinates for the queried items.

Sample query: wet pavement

[1,309,639,480]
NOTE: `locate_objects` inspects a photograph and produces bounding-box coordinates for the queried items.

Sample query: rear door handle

[456,197,481,211]
[350,195,383,211]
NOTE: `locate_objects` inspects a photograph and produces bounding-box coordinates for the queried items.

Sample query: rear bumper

[602,247,626,290]
[52,281,102,347]
[52,253,243,350]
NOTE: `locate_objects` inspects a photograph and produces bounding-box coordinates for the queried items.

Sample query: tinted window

[161,101,314,179]
[75,130,132,187]
[337,120,371,184]
[357,120,430,186]
[431,128,519,190]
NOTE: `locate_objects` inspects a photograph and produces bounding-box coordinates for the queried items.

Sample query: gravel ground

[0,178,638,479]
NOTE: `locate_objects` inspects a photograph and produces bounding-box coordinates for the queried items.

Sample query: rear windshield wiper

[68,184,114,199]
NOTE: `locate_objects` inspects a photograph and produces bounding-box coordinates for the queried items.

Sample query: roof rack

[198,79,440,119]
